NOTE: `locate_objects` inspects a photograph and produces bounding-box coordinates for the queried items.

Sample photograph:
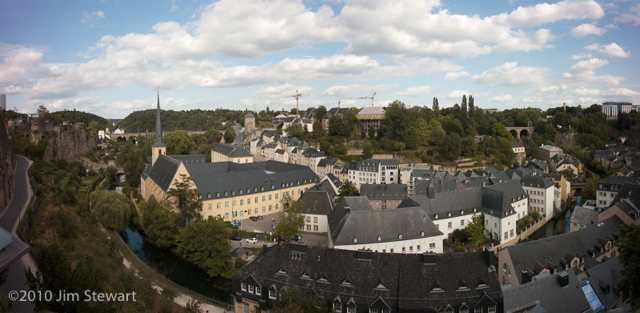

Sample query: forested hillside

[117,109,247,132]
[51,109,109,127]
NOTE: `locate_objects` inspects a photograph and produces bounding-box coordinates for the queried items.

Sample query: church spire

[154,91,164,146]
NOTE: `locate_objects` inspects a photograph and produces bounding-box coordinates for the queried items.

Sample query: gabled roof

[360,184,407,200]
[301,190,334,215]
[400,189,482,219]
[147,154,182,191]
[481,181,528,217]
[504,215,623,285]
[585,257,623,309]
[570,206,599,227]
[212,143,252,158]
[520,175,554,189]
[502,270,591,313]
[232,244,502,312]
[168,154,206,164]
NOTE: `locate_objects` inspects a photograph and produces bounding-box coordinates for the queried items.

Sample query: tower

[152,92,166,165]
[0,94,6,111]
[244,111,255,140]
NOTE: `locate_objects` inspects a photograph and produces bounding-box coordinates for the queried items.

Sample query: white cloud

[490,93,513,102]
[494,28,554,53]
[256,83,313,99]
[523,97,544,103]
[471,62,548,86]
[570,23,607,37]
[448,90,471,99]
[322,84,395,97]
[573,88,601,96]
[490,1,605,28]
[571,52,593,60]
[614,4,640,25]
[82,11,105,23]
[396,85,433,96]
[562,58,625,87]
[585,43,630,58]
[444,71,470,80]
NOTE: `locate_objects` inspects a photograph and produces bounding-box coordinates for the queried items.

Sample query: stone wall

[0,111,16,214]
[555,129,576,146]
[43,124,98,162]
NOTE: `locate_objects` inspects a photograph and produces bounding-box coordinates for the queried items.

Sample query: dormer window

[353,238,358,243]
[248,285,254,293]
[341,279,353,287]
[435,215,438,219]
[207,193,211,199]
[460,210,464,215]
[318,275,329,283]
[277,268,287,276]
[377,236,382,242]
[374,282,388,290]
[241,283,247,291]
[448,212,452,217]
[420,231,425,237]
[301,272,312,280]
[269,289,277,299]
[224,191,228,197]
[256,286,261,294]
[398,234,402,240]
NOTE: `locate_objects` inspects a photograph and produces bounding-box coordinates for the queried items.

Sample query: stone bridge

[505,126,535,139]
[113,130,207,140]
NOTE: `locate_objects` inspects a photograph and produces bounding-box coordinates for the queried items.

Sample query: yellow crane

[342,92,376,107]
[284,90,302,118]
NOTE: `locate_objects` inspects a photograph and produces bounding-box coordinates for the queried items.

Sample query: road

[0,156,35,312]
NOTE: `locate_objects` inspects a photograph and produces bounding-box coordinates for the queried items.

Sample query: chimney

[484,247,495,270]
[557,271,569,288]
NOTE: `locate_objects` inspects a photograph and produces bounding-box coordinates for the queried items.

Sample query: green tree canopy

[272,287,328,313]
[275,195,305,239]
[175,217,234,278]
[335,181,359,204]
[142,199,181,249]
[618,224,640,310]
[167,174,202,225]
[164,130,197,155]
[90,190,132,230]
[465,213,485,244]
[581,174,600,200]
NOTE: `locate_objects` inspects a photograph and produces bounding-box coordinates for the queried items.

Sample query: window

[333,303,342,312]
[276,204,279,210]
[448,222,452,230]
[275,193,278,199]
[255,197,258,203]
[504,232,508,239]
[269,195,272,201]
[314,217,318,223]
[240,200,244,206]
[262,196,266,202]
[248,285,254,293]
[306,216,311,223]
[269,289,277,299]
[417,245,421,251]
[247,198,251,204]
[402,247,406,253]
[347,306,356,313]
[429,243,435,249]
[217,203,220,209]
[241,283,247,291]
[262,206,266,213]
[314,225,318,231]
[225,202,229,208]
[510,229,514,237]
[409,246,413,252]
[269,205,272,211]
[390,248,394,253]
[244,303,249,313]
[255,208,258,214]
[307,225,311,231]
[435,224,439,230]
[461,220,465,226]
[488,305,496,313]
[208,204,212,211]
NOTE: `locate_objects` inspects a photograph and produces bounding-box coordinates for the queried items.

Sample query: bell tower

[152,92,166,165]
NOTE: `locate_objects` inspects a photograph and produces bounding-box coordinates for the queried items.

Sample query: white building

[300,190,334,233]
[520,175,555,221]
[348,159,399,189]
[602,102,639,120]
[328,197,445,254]
[596,176,638,209]
[482,182,529,244]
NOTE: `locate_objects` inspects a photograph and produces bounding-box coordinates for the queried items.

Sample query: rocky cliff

[43,124,98,162]
[555,129,576,146]
[0,111,16,214]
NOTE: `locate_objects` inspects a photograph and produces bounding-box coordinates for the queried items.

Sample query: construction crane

[342,92,376,107]
[284,90,302,118]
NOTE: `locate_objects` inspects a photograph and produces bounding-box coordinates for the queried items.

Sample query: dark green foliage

[142,200,181,249]
[465,213,484,244]
[618,224,640,310]
[166,174,202,225]
[581,174,600,200]
[275,195,305,239]
[117,109,243,132]
[50,109,109,127]
[90,190,132,230]
[175,217,234,278]
[164,130,197,155]
[335,181,359,204]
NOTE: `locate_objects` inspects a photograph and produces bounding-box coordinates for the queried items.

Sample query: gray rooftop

[212,143,252,158]
[360,184,407,200]
[570,206,599,227]
[520,175,555,189]
[481,181,528,217]
[301,190,334,215]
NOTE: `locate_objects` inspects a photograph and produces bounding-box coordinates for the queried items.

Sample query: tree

[465,213,485,244]
[432,97,440,117]
[618,224,640,310]
[272,287,328,313]
[335,181,359,204]
[142,200,181,249]
[312,119,324,140]
[224,127,235,143]
[560,168,577,182]
[167,174,202,225]
[284,124,307,140]
[164,130,197,155]
[275,195,305,239]
[90,190,132,230]
[581,174,600,200]
[105,165,118,183]
[316,106,327,120]
[175,217,234,278]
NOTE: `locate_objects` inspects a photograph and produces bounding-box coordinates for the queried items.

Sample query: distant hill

[117,109,246,132]
[51,110,109,126]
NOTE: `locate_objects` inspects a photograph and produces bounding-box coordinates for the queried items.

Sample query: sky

[0,0,639,118]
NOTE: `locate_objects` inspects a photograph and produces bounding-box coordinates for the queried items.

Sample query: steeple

[151,91,166,166]
[154,91,165,147]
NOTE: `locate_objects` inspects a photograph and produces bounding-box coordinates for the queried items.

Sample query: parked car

[278,238,289,242]
[229,235,241,241]
[293,235,302,242]
[245,237,258,244]
[231,220,242,227]
[249,216,259,221]
[258,215,264,220]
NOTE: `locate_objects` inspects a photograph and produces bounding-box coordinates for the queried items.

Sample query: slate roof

[184,161,319,200]
[317,158,340,168]
[275,149,286,155]
[232,244,503,313]
[481,182,528,217]
[510,142,525,148]
[167,154,206,164]
[245,111,255,118]
[324,173,342,188]
[502,270,591,313]
[585,257,624,310]
[597,175,638,191]
[539,145,561,152]
[504,215,623,285]
[302,148,325,158]
[360,184,407,200]
[212,143,252,158]
[306,180,338,198]
[301,190,334,215]
[414,178,461,195]
[400,189,483,220]
[570,207,599,228]
[352,159,398,172]
[520,175,554,189]
[141,164,152,180]
[541,173,562,181]
[328,197,442,246]
[147,154,182,191]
